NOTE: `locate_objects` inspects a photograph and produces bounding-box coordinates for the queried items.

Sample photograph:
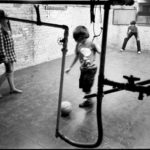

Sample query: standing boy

[66,25,100,108]
[121,20,141,54]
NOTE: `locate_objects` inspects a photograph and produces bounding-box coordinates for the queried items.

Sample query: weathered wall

[0,4,149,74]
[107,6,150,52]
[0,4,34,73]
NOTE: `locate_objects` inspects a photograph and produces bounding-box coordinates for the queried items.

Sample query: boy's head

[73,25,89,42]
[0,9,8,22]
[130,20,136,25]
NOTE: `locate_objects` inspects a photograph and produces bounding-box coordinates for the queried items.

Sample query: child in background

[120,20,141,54]
[66,25,100,108]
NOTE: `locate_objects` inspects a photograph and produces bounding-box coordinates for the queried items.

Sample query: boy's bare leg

[5,63,22,94]
[6,72,22,94]
[0,73,6,85]
[0,73,7,98]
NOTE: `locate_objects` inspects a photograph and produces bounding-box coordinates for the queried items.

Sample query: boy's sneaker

[120,49,124,52]
[138,51,141,54]
[79,100,93,108]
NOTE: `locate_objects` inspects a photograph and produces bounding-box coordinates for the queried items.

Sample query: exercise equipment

[91,4,103,42]
[2,0,150,148]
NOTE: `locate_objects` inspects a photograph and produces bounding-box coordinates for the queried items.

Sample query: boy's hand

[65,68,71,74]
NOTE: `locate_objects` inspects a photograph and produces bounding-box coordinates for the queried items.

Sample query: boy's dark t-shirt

[128,25,137,33]
[76,41,97,68]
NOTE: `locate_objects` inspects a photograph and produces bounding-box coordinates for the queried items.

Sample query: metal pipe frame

[56,3,111,148]
[0,0,107,5]
[5,16,68,29]
[0,0,134,5]
[0,0,134,148]
[84,79,150,99]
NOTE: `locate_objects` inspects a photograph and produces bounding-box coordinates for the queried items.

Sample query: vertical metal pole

[99,2,110,82]
[96,2,110,143]
[55,50,66,137]
[56,28,68,137]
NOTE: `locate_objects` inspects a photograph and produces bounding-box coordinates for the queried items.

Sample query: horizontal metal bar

[136,79,150,86]
[84,93,97,99]
[104,78,150,94]
[0,0,134,5]
[6,16,67,29]
[83,88,122,98]
[84,79,150,99]
[0,0,108,5]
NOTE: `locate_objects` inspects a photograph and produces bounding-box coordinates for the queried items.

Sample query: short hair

[0,10,11,32]
[130,20,136,25]
[0,9,5,19]
[73,25,89,42]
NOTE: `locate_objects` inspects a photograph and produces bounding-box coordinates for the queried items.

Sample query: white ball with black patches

[61,101,72,117]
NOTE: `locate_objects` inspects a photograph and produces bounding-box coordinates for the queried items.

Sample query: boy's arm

[127,26,130,36]
[91,43,100,62]
[69,55,78,69]
[65,46,79,73]
[93,43,101,54]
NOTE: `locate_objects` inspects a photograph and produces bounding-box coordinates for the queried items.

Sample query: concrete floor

[0,48,150,149]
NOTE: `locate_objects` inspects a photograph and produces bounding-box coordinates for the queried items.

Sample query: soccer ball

[61,101,72,116]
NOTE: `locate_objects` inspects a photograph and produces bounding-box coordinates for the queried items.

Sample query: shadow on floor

[0,48,150,149]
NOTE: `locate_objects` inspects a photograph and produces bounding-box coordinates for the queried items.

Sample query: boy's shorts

[79,64,97,93]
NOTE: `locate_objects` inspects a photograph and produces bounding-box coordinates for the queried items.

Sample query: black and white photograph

[0,0,150,149]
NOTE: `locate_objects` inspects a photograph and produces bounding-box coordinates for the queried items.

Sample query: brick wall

[0,4,96,74]
[0,4,149,74]
[0,4,34,73]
